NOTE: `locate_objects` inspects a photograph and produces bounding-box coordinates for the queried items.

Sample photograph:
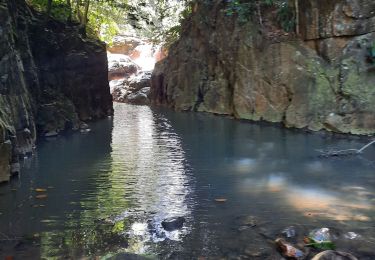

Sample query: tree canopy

[26,0,189,45]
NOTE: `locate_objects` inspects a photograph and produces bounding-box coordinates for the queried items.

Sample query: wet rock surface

[161,216,185,231]
[151,0,375,135]
[111,71,152,105]
[0,0,113,182]
[108,54,140,81]
[276,238,306,259]
[107,34,166,106]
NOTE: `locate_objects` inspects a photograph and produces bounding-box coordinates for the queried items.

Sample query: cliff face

[151,0,375,135]
[0,0,113,182]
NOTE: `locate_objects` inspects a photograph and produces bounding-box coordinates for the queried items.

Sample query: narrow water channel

[0,103,374,259]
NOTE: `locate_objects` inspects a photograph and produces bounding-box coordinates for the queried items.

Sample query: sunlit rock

[108,54,140,80]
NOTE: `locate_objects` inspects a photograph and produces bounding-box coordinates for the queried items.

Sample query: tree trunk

[66,0,72,22]
[295,0,299,35]
[76,0,82,23]
[80,0,90,36]
[257,1,263,27]
[82,0,90,27]
[46,0,52,18]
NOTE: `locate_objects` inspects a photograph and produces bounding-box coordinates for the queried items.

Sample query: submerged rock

[311,250,358,260]
[282,226,297,238]
[275,238,305,260]
[44,131,59,138]
[161,217,185,231]
[10,163,20,175]
[343,232,361,240]
[305,228,336,250]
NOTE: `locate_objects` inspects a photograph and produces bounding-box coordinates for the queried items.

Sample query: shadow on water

[0,103,374,259]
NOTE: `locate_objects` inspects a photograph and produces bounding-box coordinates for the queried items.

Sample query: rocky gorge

[107,35,166,106]
[0,0,113,182]
[151,0,375,136]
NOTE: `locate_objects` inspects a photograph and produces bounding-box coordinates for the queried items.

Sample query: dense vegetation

[27,0,188,44]
[224,0,296,32]
[26,0,297,46]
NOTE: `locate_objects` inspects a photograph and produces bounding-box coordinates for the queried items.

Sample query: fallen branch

[317,139,375,157]
[0,232,22,241]
[358,139,375,153]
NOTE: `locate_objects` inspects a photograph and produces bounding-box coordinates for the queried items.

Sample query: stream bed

[0,103,374,259]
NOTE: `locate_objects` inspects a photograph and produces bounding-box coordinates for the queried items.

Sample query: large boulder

[29,14,114,130]
[108,54,140,80]
[111,71,151,105]
[107,35,144,55]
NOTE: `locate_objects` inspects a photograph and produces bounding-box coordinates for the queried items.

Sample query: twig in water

[358,139,375,153]
[0,232,22,241]
[317,139,375,157]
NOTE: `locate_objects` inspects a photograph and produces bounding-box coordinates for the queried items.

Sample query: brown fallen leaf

[35,194,48,199]
[35,188,47,192]
[215,198,227,202]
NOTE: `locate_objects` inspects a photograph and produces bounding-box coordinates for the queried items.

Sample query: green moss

[341,58,375,111]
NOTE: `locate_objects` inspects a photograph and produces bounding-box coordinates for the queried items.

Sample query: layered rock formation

[151,0,375,135]
[0,0,113,182]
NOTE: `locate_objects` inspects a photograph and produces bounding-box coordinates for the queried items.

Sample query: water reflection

[0,104,193,259]
[108,103,192,254]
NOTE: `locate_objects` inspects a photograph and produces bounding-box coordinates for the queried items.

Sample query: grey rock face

[0,0,113,182]
[111,71,152,105]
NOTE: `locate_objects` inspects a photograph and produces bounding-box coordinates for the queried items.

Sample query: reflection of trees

[38,103,192,258]
[108,104,192,255]
[35,118,125,258]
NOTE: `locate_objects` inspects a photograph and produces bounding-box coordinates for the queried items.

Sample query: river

[0,103,374,259]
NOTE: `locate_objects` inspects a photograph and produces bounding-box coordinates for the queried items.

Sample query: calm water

[0,103,374,259]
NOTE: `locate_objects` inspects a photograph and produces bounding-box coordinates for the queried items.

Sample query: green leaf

[305,241,336,250]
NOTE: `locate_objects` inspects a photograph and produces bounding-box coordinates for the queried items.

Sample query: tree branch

[317,139,375,157]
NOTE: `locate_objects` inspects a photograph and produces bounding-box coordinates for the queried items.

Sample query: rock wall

[0,0,113,182]
[151,0,375,135]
